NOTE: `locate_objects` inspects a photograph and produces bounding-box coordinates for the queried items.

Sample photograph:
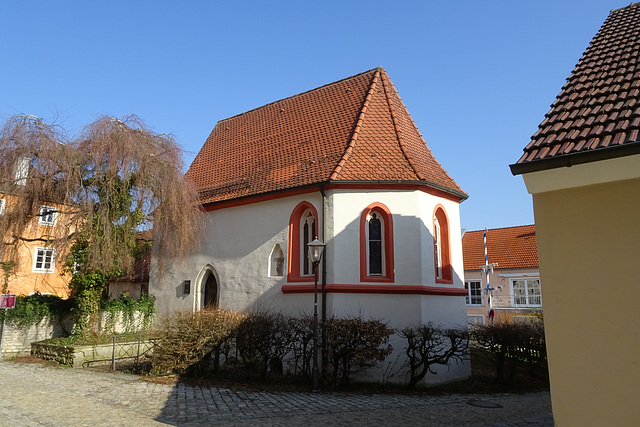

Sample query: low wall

[0,311,152,359]
[32,339,154,368]
[0,316,74,358]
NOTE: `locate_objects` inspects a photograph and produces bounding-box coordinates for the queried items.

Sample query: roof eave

[328,179,468,201]
[510,142,640,176]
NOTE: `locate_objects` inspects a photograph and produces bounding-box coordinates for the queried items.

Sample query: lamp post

[307,238,325,393]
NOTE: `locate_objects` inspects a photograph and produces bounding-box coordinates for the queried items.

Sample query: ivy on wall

[0,293,73,329]
[0,292,155,335]
[101,292,155,334]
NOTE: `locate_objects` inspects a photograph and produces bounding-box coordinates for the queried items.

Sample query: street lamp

[307,238,325,393]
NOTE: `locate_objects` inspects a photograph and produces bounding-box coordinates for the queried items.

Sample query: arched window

[287,201,319,282]
[360,203,394,282]
[301,210,316,275]
[433,205,452,283]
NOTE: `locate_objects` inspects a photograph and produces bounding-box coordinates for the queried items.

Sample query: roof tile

[513,3,640,171]
[462,225,538,271]
[188,68,465,204]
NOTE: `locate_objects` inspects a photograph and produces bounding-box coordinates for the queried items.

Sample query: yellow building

[510,4,640,425]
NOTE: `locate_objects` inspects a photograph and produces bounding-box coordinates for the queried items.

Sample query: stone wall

[0,316,74,358]
[32,339,154,368]
[0,311,152,358]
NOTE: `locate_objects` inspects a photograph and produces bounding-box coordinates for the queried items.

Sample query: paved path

[0,361,553,426]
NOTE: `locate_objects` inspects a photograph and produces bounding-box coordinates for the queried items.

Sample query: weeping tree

[0,114,203,335]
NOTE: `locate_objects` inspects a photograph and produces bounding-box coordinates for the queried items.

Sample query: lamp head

[307,238,325,264]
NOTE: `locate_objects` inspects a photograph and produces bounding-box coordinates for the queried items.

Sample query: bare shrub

[324,317,393,386]
[399,323,469,388]
[235,311,293,378]
[286,315,314,376]
[151,309,247,375]
[472,317,546,383]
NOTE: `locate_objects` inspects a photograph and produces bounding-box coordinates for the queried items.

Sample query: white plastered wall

[150,192,323,317]
[150,186,470,384]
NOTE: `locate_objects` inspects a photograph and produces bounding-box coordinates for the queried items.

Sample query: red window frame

[359,202,394,283]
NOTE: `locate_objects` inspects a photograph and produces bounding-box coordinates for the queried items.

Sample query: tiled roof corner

[511,3,640,175]
[462,225,538,270]
[186,68,465,205]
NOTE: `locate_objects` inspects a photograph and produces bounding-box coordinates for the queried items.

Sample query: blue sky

[0,1,628,231]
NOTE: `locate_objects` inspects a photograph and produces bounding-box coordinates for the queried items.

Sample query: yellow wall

[1,195,72,297]
[532,177,640,425]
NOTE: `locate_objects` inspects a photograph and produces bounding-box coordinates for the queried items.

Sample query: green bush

[0,293,73,329]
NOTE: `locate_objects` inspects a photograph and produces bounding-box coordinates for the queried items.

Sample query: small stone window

[269,244,285,277]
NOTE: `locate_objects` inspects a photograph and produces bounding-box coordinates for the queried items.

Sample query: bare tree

[0,114,201,271]
[0,114,203,333]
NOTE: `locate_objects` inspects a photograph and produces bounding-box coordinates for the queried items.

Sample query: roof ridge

[329,69,380,180]
[465,224,535,234]
[218,67,382,125]
[611,2,640,13]
[379,69,425,181]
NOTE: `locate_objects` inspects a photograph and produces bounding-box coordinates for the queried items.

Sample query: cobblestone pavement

[0,361,553,426]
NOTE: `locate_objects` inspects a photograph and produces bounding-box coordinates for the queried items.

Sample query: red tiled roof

[511,3,640,174]
[462,225,538,271]
[186,67,466,205]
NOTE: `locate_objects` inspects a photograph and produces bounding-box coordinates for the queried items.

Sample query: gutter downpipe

[320,185,327,380]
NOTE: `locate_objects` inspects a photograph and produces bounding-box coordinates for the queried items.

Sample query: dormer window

[39,206,57,226]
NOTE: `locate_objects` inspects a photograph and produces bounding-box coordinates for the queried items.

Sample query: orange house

[0,194,72,297]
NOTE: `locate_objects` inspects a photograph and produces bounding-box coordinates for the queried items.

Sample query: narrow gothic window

[287,202,319,282]
[433,206,452,283]
[359,203,394,282]
[302,211,315,275]
[434,216,442,279]
[368,213,382,275]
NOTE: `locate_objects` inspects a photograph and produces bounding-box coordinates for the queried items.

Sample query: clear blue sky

[0,1,628,231]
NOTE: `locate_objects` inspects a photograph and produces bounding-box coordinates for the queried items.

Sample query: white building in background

[150,67,470,384]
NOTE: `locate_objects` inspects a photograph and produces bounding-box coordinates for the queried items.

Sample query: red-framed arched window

[360,202,394,283]
[433,205,452,284]
[287,201,319,282]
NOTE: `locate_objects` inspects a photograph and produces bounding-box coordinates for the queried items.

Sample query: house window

[39,206,57,226]
[467,315,485,326]
[433,206,452,283]
[360,202,394,282]
[465,280,483,306]
[33,247,55,273]
[287,201,319,282]
[0,199,5,215]
[511,278,542,307]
